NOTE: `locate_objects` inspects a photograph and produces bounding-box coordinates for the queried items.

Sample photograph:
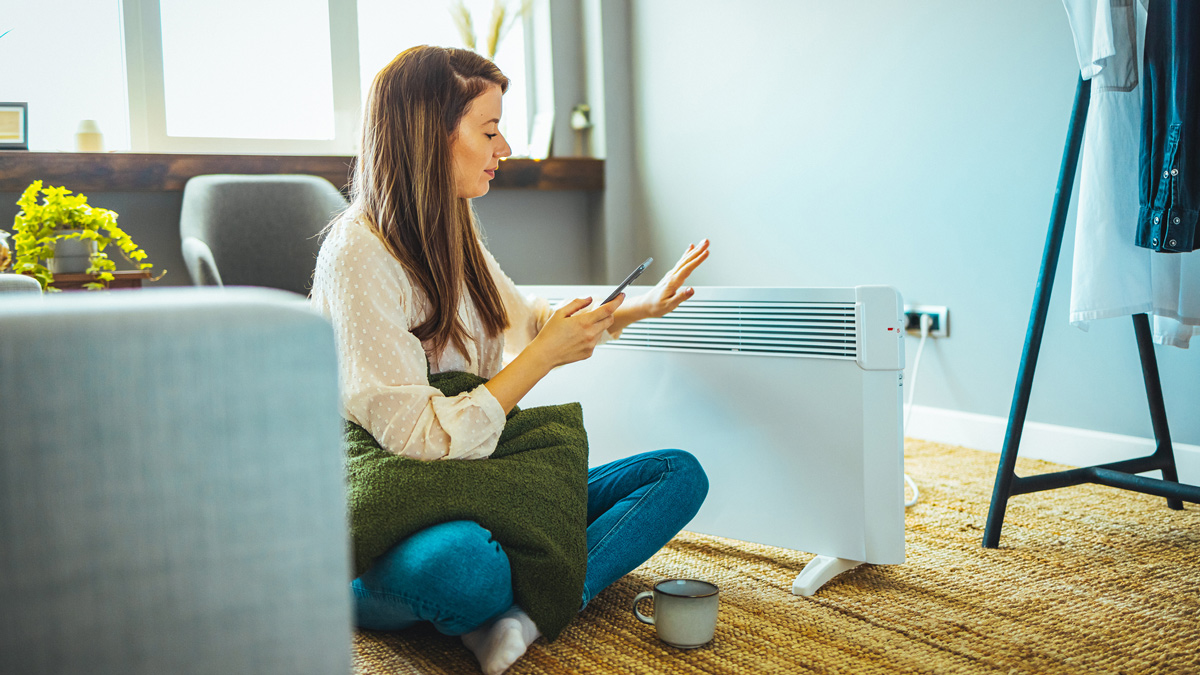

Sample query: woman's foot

[461,606,541,675]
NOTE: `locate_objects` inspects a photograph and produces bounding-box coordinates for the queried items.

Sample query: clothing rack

[983,76,1200,548]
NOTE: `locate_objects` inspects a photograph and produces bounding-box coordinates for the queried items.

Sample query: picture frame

[0,102,29,151]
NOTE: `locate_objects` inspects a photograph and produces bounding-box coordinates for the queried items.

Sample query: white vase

[75,120,105,153]
[47,231,98,274]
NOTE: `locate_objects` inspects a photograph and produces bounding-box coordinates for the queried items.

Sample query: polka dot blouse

[310,211,615,461]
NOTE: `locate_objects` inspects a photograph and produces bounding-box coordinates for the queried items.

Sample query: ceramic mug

[632,579,719,648]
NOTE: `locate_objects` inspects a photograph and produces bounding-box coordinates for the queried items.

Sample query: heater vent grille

[548,298,859,359]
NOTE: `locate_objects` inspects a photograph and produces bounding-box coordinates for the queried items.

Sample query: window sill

[0,152,604,193]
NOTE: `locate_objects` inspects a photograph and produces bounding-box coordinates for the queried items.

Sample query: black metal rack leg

[983,76,1091,549]
[983,74,1199,548]
[1132,313,1184,510]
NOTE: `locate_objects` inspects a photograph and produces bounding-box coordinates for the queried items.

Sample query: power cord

[902,313,933,508]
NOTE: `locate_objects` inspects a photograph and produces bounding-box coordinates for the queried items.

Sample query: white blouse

[310,211,615,460]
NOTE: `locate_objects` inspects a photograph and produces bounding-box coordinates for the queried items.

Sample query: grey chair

[0,287,352,675]
[0,272,42,294]
[180,174,348,296]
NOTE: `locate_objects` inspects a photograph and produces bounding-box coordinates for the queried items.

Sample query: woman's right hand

[485,295,625,414]
[530,295,625,368]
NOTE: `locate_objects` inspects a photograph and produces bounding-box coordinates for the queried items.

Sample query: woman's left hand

[605,239,710,336]
[638,238,710,318]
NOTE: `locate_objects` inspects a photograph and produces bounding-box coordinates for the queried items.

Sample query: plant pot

[47,230,98,274]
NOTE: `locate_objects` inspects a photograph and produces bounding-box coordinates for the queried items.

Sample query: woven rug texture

[353,440,1200,674]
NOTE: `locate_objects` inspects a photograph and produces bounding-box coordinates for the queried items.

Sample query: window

[158,0,338,141]
[356,0,531,156]
[122,0,361,154]
[2,1,547,155]
[0,2,129,152]
[120,0,542,156]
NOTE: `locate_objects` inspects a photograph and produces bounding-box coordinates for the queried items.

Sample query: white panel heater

[518,285,906,595]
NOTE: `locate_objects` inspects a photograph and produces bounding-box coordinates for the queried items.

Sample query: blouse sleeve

[312,223,507,460]
[479,244,623,366]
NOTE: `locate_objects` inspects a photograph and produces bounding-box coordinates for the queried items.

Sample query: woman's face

[451,84,512,199]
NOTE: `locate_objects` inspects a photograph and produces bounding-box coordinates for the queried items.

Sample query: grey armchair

[180,174,349,296]
[0,288,352,675]
[0,272,42,294]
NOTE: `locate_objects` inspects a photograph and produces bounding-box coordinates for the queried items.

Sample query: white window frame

[521,0,554,158]
[120,0,363,155]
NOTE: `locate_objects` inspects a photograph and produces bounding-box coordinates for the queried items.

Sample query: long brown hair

[351,45,510,361]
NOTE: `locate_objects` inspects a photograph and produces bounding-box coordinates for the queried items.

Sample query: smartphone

[602,257,653,304]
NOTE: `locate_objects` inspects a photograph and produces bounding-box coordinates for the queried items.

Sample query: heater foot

[791,556,863,596]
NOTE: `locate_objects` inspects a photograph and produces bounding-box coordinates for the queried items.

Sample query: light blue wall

[625,0,1200,445]
[478,191,594,284]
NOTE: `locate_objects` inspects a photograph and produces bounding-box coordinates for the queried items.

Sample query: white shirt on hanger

[1064,0,1200,347]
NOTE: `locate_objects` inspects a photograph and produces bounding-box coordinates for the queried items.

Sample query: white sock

[461,606,541,675]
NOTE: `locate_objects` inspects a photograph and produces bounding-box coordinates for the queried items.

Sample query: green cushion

[344,370,588,640]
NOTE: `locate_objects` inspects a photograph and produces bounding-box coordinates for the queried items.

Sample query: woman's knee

[660,449,709,512]
[410,520,511,592]
[362,520,513,630]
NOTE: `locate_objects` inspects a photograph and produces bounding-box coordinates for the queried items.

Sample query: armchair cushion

[179,174,348,295]
[0,272,42,294]
[0,288,351,675]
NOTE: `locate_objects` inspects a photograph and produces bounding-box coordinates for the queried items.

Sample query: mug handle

[632,591,655,625]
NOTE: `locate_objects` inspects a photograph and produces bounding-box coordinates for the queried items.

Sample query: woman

[311,46,711,675]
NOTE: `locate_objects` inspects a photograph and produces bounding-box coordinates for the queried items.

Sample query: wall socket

[903,305,949,338]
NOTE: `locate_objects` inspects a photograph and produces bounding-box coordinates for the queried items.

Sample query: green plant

[11,180,160,291]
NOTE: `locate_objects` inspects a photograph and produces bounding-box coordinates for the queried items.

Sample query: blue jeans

[351,449,708,635]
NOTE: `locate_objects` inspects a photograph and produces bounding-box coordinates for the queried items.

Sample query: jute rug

[353,440,1200,674]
